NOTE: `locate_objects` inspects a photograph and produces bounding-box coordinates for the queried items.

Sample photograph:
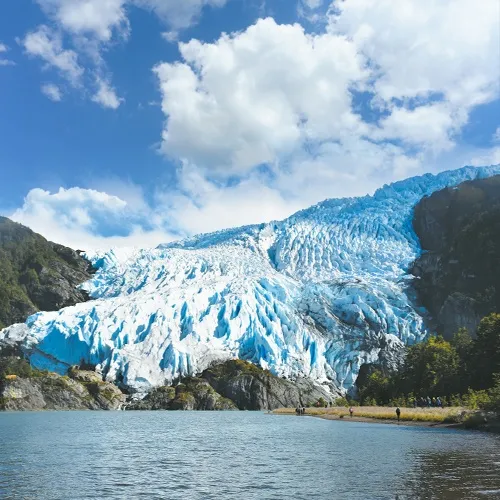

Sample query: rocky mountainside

[0,217,93,329]
[411,175,500,338]
[1,349,332,411]
[2,165,500,396]
[129,359,334,411]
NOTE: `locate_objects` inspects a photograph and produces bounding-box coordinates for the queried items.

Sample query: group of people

[412,396,443,408]
[295,407,306,415]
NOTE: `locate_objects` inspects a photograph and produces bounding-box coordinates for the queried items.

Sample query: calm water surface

[1,412,499,499]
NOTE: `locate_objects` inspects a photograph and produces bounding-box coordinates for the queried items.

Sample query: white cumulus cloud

[28,0,228,109]
[23,25,84,85]
[10,187,174,250]
[328,0,499,104]
[41,83,63,101]
[92,78,122,109]
[36,0,129,42]
[10,0,500,248]
[37,0,228,40]
[328,0,500,149]
[154,17,367,173]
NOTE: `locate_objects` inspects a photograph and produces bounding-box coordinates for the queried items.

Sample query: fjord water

[1,412,499,500]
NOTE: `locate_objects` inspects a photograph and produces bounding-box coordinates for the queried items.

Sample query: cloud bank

[9,0,500,249]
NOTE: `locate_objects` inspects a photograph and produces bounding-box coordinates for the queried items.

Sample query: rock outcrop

[411,175,500,338]
[129,359,336,411]
[0,345,125,411]
[129,378,237,411]
[202,359,335,410]
[0,369,125,411]
[0,216,93,329]
[1,348,331,412]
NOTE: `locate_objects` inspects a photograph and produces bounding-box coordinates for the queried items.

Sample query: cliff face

[0,367,125,411]
[1,352,331,412]
[411,175,500,338]
[129,360,335,411]
[202,360,335,410]
[0,217,93,329]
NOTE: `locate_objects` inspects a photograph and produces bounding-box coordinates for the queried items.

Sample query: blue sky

[0,0,499,249]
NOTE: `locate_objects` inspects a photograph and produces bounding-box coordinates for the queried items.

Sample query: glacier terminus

[2,165,500,394]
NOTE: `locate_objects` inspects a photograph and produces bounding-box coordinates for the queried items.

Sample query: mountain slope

[411,175,500,338]
[2,165,500,393]
[0,217,93,329]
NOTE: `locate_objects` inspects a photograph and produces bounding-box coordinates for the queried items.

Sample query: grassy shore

[273,406,468,425]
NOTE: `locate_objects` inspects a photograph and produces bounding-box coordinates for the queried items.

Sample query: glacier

[2,165,500,394]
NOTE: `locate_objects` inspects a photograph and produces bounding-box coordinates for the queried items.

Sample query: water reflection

[401,445,500,499]
[0,412,499,500]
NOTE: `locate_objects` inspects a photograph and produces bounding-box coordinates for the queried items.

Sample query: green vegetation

[356,313,500,414]
[332,396,350,407]
[0,344,45,380]
[203,358,272,381]
[0,216,91,329]
[130,375,238,410]
[274,406,464,424]
[0,356,35,379]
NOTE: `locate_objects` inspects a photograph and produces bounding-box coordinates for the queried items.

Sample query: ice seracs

[2,165,500,393]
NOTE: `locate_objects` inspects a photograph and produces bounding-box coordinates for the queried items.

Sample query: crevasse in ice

[2,165,500,392]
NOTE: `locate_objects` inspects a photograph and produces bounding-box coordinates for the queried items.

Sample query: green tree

[451,328,473,360]
[451,328,474,391]
[316,397,327,407]
[472,314,500,389]
[358,369,393,405]
[401,336,459,397]
[487,374,500,413]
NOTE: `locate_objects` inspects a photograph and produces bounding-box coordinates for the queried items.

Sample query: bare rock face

[0,368,125,411]
[411,175,500,338]
[201,360,336,411]
[438,294,483,338]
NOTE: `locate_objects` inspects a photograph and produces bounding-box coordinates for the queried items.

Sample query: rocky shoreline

[1,358,336,412]
[1,368,125,411]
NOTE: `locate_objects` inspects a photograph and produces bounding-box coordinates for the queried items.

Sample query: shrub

[462,388,491,410]
[484,374,500,413]
[333,397,349,407]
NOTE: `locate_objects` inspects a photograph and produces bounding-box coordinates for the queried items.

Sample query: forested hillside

[0,217,93,329]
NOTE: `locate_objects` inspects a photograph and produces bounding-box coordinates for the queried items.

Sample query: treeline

[355,313,500,412]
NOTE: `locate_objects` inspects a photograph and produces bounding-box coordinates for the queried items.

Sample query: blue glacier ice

[2,165,500,393]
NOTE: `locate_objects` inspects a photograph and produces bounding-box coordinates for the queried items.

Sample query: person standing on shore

[349,406,354,418]
[396,407,401,422]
